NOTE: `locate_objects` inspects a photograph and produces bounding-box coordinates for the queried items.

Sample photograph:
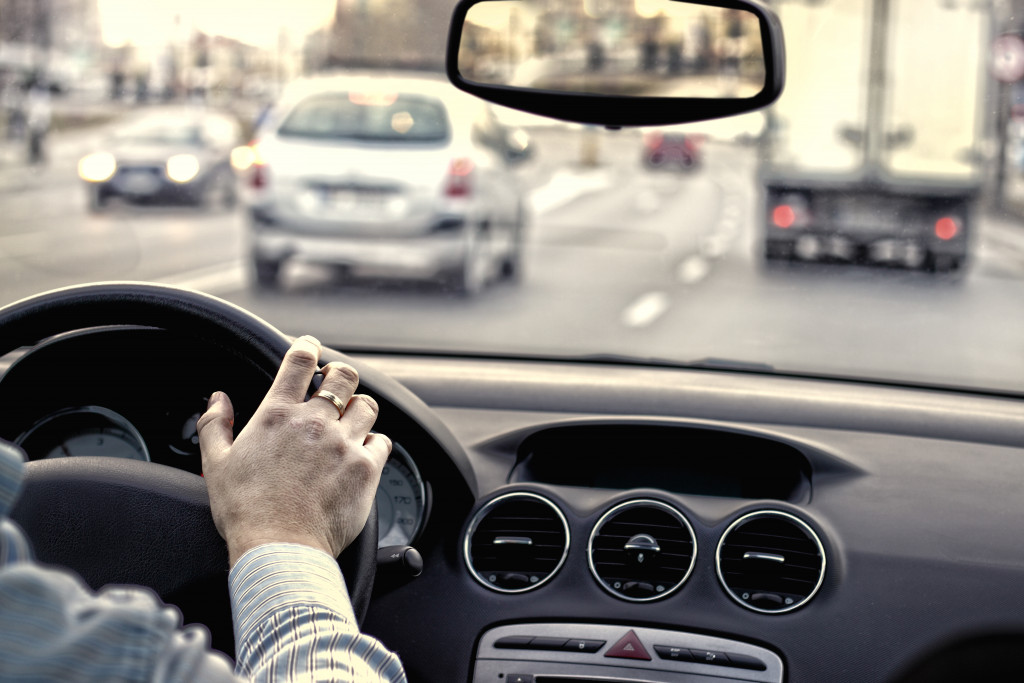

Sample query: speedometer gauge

[376,443,426,547]
[15,406,150,461]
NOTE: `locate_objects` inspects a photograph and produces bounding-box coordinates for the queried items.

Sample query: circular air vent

[716,510,826,614]
[588,499,696,602]
[464,492,570,593]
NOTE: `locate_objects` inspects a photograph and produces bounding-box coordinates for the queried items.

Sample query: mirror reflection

[459,0,765,98]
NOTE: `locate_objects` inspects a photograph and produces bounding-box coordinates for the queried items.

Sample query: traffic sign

[992,34,1024,83]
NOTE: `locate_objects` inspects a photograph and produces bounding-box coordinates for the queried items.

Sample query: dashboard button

[654,645,693,662]
[605,630,651,660]
[563,639,605,653]
[690,650,730,666]
[530,637,569,650]
[495,636,534,649]
[726,653,767,671]
[507,675,534,683]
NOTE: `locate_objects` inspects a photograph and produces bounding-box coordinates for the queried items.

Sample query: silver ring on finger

[313,390,346,419]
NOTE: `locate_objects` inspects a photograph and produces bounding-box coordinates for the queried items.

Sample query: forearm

[229,544,405,683]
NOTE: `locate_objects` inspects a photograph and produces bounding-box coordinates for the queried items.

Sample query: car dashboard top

[3,327,1024,682]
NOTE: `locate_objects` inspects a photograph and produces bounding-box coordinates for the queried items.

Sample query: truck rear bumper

[762,184,973,269]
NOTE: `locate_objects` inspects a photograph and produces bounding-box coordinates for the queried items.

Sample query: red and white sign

[992,34,1024,83]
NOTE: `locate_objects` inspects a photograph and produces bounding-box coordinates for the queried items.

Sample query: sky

[97,0,337,49]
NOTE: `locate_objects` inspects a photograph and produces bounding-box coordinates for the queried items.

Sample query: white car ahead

[245,73,530,294]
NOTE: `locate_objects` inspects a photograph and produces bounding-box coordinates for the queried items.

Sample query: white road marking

[701,234,731,258]
[157,261,247,294]
[721,203,742,220]
[677,254,712,284]
[621,290,670,328]
[529,169,614,214]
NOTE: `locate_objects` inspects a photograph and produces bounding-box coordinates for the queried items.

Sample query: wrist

[227,532,334,567]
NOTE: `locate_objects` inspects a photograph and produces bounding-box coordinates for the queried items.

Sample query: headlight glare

[166,154,201,183]
[230,145,255,171]
[78,153,117,182]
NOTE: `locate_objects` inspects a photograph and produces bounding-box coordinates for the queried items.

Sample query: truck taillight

[772,205,797,228]
[644,131,664,149]
[935,216,959,240]
[445,158,474,197]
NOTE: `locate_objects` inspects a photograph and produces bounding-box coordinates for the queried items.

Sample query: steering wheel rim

[0,282,378,644]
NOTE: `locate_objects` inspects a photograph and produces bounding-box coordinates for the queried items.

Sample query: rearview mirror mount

[446,0,785,128]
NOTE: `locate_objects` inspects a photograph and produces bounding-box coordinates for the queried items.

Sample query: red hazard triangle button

[604,630,651,661]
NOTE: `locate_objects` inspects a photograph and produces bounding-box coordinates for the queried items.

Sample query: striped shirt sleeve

[229,543,406,683]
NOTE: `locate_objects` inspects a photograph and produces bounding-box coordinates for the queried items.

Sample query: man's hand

[197,335,392,566]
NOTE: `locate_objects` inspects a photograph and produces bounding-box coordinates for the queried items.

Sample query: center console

[472,623,783,683]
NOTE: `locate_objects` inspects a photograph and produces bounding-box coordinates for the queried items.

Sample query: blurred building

[0,0,102,88]
[310,0,453,71]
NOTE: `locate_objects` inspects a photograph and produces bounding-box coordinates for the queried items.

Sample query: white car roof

[275,71,481,116]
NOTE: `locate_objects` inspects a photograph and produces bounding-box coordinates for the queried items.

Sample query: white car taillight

[444,158,474,197]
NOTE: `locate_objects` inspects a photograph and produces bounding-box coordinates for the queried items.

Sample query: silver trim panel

[716,509,827,614]
[473,622,783,683]
[463,491,570,594]
[587,499,697,603]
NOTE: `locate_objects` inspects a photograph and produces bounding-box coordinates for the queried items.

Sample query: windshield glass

[1,0,1023,394]
[114,119,203,146]
[278,93,450,142]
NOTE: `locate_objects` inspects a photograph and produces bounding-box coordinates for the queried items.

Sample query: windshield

[114,119,203,146]
[1,0,1023,395]
[278,93,450,142]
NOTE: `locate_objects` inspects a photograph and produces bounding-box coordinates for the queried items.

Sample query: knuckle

[351,394,379,416]
[326,362,359,385]
[196,410,226,434]
[260,404,292,428]
[299,414,332,442]
[347,452,379,485]
[285,347,319,368]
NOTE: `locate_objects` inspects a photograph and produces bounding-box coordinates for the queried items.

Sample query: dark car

[78,108,243,211]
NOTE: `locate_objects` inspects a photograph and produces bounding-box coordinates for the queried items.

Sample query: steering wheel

[0,282,379,654]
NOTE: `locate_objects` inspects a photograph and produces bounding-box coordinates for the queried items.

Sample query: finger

[338,394,379,440]
[363,432,392,468]
[267,336,321,403]
[198,392,235,471]
[317,362,360,404]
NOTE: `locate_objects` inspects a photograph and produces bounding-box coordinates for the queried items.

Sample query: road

[3,116,1024,394]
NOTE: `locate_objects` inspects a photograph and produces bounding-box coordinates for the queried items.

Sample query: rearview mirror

[446,0,784,127]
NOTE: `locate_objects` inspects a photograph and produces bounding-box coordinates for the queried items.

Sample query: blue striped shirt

[0,441,406,682]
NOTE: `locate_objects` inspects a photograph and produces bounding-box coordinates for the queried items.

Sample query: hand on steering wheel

[199,336,393,566]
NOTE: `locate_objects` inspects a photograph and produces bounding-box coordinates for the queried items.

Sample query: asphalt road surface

[3,117,1024,394]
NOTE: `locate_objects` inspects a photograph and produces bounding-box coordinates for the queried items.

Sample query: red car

[642,130,704,171]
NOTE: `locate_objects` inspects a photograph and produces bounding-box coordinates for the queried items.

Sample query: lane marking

[529,168,614,214]
[621,290,670,328]
[157,261,247,294]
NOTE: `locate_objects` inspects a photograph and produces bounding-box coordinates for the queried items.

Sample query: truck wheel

[764,240,794,261]
[926,253,963,273]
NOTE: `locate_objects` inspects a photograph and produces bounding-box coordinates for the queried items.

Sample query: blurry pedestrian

[25,80,51,165]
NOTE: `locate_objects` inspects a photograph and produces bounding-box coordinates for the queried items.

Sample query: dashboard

[4,327,1024,682]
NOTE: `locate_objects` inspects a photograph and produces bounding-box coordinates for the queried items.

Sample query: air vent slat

[465,493,569,593]
[716,510,826,614]
[588,499,696,602]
